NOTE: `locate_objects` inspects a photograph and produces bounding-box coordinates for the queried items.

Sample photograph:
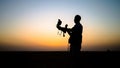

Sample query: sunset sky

[0,0,120,51]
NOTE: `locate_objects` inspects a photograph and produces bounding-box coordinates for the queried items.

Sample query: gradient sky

[0,0,120,51]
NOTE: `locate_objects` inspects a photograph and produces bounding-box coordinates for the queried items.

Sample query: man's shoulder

[76,23,82,27]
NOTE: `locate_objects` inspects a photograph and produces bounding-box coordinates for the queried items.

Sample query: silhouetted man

[56,15,83,53]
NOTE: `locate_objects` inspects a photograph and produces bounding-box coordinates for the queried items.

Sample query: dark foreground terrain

[0,51,120,68]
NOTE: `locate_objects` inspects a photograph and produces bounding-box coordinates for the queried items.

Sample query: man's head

[74,15,81,23]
